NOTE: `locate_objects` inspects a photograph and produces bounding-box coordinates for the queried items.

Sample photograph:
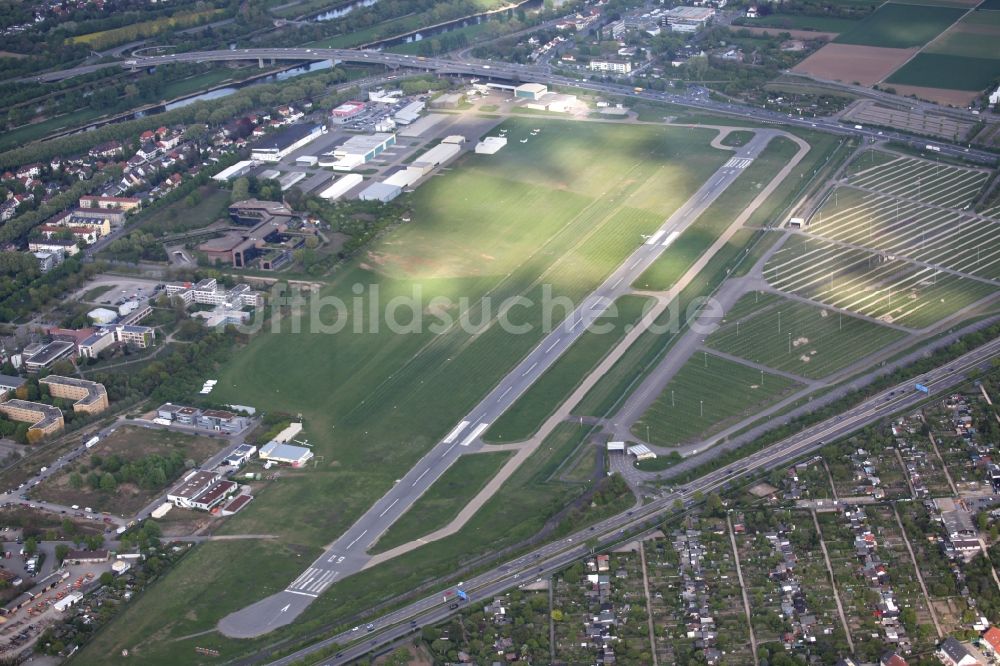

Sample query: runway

[217,130,780,638]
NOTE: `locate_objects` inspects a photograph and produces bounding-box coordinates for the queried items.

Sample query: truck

[915,383,930,394]
[854,124,863,130]
[925,144,941,152]
[85,436,99,449]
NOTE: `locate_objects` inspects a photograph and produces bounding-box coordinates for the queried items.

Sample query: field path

[358,128,809,564]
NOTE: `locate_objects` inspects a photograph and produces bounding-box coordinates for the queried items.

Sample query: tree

[55,544,69,564]
[85,535,104,551]
[69,472,83,489]
[100,473,117,492]
[24,537,37,556]
[99,571,114,586]
[231,177,249,203]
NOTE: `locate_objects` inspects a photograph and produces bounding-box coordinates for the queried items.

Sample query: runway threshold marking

[645,229,666,245]
[458,422,490,447]
[442,420,470,444]
[660,231,681,248]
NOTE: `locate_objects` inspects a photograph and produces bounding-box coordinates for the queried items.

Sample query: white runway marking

[285,589,318,598]
[661,231,681,248]
[645,230,666,245]
[522,362,537,377]
[724,157,753,169]
[611,277,623,288]
[545,339,560,353]
[500,385,513,399]
[346,529,368,550]
[442,420,470,444]
[412,468,430,486]
[458,422,490,447]
[379,498,400,517]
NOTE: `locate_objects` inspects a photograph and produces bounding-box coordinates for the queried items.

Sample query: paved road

[265,337,1000,665]
[216,130,779,639]
[27,47,998,165]
[5,418,255,528]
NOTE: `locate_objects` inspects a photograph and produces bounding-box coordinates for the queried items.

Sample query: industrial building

[0,399,64,437]
[318,173,364,200]
[39,375,109,414]
[259,440,314,467]
[278,171,306,191]
[358,181,403,203]
[328,133,397,171]
[412,142,462,171]
[155,403,248,433]
[394,100,425,125]
[664,6,714,31]
[250,124,323,162]
[628,444,657,461]
[383,168,423,189]
[475,136,508,154]
[430,93,464,109]
[167,470,238,511]
[211,161,256,182]
[331,100,366,122]
[225,444,258,467]
[515,83,548,100]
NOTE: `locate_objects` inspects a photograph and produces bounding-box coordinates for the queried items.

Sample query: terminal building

[250,124,323,162]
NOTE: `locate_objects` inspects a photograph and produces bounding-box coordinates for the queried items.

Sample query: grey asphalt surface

[216,131,779,639]
[267,336,1000,666]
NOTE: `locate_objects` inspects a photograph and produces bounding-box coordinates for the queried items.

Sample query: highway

[217,129,780,638]
[29,47,997,165]
[266,335,1000,666]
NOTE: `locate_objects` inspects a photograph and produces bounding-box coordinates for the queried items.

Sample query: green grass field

[834,3,966,47]
[705,292,907,378]
[485,295,653,442]
[925,9,1000,59]
[886,53,1000,90]
[634,135,800,291]
[77,119,726,664]
[575,131,845,420]
[370,450,514,553]
[74,424,595,665]
[632,353,802,447]
[746,14,862,33]
[82,284,113,302]
[136,185,231,236]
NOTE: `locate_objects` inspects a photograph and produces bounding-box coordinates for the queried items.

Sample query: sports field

[705,293,907,379]
[764,238,997,328]
[834,3,966,47]
[89,119,725,658]
[810,186,1000,280]
[845,152,988,209]
[886,53,1000,91]
[632,353,802,447]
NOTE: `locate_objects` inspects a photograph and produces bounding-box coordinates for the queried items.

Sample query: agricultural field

[809,188,1000,281]
[764,238,997,328]
[845,152,989,209]
[925,8,1000,59]
[886,53,1000,91]
[632,353,802,447]
[705,293,907,379]
[742,14,862,33]
[834,3,966,48]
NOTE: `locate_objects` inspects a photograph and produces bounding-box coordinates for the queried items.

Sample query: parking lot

[77,275,163,307]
